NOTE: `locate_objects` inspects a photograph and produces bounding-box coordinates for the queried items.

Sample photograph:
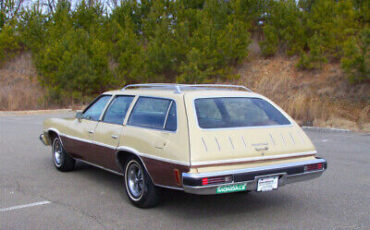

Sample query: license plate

[216,184,247,194]
[257,176,279,192]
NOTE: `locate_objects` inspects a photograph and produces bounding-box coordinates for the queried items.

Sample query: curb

[0,109,73,116]
[302,126,351,133]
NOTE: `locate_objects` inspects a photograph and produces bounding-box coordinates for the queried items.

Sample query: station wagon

[40,84,327,208]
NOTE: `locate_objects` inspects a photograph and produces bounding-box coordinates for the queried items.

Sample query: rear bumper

[182,157,327,195]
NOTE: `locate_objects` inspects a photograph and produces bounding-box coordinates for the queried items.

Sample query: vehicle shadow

[72,161,300,219]
[157,188,297,221]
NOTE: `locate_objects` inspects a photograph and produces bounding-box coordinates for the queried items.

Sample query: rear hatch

[184,92,316,166]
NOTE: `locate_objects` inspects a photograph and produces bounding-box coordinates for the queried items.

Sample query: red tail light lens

[173,169,181,186]
[304,163,323,171]
[201,175,232,186]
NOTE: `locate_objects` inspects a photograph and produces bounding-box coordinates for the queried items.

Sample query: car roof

[103,84,263,99]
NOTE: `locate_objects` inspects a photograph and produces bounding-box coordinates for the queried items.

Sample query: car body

[40,84,327,207]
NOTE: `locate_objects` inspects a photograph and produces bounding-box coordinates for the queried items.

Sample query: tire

[124,156,160,208]
[52,137,75,172]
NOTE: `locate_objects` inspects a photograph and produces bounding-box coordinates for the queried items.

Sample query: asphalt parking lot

[0,112,369,230]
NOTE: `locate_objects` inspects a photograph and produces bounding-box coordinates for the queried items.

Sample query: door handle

[155,141,167,150]
[88,130,94,134]
[111,135,118,139]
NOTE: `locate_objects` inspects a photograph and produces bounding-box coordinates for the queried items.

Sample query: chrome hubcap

[127,162,144,198]
[53,140,62,166]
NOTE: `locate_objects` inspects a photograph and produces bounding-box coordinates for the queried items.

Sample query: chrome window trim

[163,101,173,129]
[125,124,177,133]
[192,96,294,131]
[98,95,115,121]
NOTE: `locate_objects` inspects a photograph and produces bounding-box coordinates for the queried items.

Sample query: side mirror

[76,111,83,121]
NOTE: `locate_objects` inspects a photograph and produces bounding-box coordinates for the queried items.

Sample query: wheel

[52,137,75,172]
[124,156,160,208]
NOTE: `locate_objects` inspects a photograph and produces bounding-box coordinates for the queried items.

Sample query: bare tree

[0,0,25,24]
[106,0,118,10]
[44,0,56,13]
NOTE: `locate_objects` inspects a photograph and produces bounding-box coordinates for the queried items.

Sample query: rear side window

[194,97,291,129]
[103,96,134,125]
[128,97,177,131]
[82,95,111,121]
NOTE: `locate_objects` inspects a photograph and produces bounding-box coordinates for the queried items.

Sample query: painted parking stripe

[0,201,51,212]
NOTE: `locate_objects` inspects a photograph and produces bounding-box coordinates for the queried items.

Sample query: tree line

[0,0,368,104]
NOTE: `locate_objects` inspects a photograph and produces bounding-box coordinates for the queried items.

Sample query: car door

[92,95,135,171]
[66,95,112,160]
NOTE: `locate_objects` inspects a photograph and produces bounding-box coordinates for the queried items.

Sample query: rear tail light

[173,169,181,186]
[304,163,323,171]
[201,175,232,186]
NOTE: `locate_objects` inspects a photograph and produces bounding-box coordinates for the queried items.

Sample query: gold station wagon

[40,84,327,208]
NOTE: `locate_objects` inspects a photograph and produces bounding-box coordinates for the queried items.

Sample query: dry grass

[235,55,370,132]
[0,53,48,111]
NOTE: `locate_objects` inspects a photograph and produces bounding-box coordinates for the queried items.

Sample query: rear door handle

[155,141,168,150]
[88,130,94,134]
[111,135,118,139]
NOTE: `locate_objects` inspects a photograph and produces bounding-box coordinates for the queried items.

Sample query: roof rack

[121,83,252,94]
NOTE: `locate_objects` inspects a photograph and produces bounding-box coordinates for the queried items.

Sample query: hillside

[1,51,369,132]
[236,57,369,132]
[0,53,46,110]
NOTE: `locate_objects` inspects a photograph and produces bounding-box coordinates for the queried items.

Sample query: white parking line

[0,201,51,212]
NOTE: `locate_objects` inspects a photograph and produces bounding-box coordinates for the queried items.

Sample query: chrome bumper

[182,157,327,195]
[39,133,49,146]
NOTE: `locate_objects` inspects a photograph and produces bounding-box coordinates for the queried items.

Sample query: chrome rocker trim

[182,158,327,195]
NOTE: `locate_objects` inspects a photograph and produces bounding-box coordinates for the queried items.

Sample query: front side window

[194,97,291,129]
[102,96,134,125]
[128,97,176,130]
[82,95,111,121]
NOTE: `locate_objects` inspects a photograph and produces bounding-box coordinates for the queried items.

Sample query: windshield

[194,97,291,129]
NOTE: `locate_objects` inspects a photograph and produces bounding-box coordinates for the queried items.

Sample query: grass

[0,53,48,110]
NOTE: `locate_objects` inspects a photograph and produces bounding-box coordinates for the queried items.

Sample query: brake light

[173,169,181,186]
[201,175,232,186]
[304,163,323,171]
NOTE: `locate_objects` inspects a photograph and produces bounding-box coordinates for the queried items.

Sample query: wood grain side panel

[60,135,88,159]
[60,136,121,173]
[141,157,189,188]
[89,144,121,172]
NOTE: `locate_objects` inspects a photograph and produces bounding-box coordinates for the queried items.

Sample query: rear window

[194,97,291,129]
